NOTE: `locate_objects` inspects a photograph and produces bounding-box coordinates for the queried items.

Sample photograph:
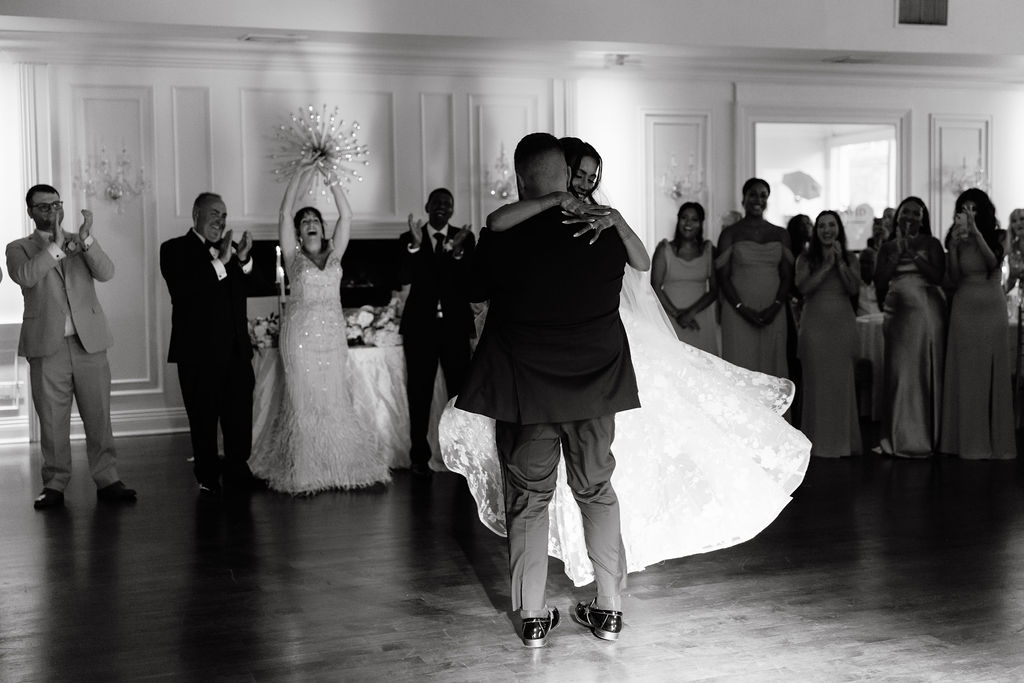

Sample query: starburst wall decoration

[271,104,369,194]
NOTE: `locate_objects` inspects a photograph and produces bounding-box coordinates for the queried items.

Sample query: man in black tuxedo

[398,188,475,477]
[456,133,639,647]
[160,192,258,495]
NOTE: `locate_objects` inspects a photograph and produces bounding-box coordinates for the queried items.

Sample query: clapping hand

[78,209,93,243]
[407,214,425,250]
[449,225,472,258]
[218,229,234,264]
[237,230,253,263]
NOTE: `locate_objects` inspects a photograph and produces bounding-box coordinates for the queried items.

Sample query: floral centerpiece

[346,295,403,347]
[248,312,281,350]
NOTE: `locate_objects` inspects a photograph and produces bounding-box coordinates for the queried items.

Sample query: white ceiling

[2,0,1024,80]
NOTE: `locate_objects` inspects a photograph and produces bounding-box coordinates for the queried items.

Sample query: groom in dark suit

[160,192,258,495]
[456,133,639,647]
[398,188,476,476]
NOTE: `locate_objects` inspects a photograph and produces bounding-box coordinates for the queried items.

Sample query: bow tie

[205,240,220,249]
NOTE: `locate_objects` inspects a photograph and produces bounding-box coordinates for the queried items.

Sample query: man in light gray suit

[6,184,136,509]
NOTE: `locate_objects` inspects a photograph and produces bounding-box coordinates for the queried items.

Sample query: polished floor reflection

[1,432,1023,681]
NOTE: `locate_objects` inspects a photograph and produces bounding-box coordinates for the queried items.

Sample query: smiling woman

[714,177,793,379]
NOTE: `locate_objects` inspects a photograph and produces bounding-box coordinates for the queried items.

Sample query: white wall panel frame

[642,110,711,248]
[928,114,992,237]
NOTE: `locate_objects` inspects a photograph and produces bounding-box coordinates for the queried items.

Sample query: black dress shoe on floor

[521,607,559,648]
[572,599,622,641]
[97,481,137,503]
[33,488,64,510]
[410,462,433,478]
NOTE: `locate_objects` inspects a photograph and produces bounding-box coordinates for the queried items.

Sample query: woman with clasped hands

[873,196,946,458]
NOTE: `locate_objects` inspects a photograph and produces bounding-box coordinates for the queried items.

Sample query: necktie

[433,232,445,255]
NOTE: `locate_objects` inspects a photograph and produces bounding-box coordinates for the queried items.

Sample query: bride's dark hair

[559,136,603,203]
[293,206,328,246]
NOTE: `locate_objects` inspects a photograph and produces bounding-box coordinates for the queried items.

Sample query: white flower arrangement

[345,295,404,347]
[248,313,281,350]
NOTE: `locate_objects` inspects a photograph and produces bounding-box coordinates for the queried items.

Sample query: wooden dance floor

[2,432,1023,681]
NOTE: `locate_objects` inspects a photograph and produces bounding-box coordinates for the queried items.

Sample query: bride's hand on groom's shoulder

[571,207,619,245]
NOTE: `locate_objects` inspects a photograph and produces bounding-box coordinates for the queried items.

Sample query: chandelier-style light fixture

[485,143,516,201]
[73,144,149,213]
[947,157,988,196]
[659,153,705,203]
[271,104,369,195]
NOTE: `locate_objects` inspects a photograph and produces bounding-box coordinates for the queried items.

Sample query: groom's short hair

[514,133,565,198]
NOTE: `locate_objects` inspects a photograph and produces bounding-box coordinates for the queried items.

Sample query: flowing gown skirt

[440,277,811,587]
[881,271,946,457]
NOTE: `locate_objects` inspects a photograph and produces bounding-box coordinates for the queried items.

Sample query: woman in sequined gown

[439,142,811,587]
[250,166,388,493]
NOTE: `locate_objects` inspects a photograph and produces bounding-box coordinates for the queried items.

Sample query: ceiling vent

[898,0,948,25]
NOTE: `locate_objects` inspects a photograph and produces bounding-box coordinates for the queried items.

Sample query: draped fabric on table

[252,346,447,471]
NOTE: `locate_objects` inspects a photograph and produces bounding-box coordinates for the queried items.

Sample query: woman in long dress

[795,211,862,458]
[716,178,793,378]
[440,141,811,587]
[250,166,388,493]
[651,202,719,354]
[940,189,1015,459]
[874,196,946,458]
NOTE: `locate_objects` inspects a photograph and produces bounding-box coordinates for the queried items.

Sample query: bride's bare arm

[486,192,576,231]
[278,167,316,264]
[327,181,354,257]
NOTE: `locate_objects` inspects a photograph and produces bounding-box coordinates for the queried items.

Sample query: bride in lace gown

[250,166,388,493]
[440,139,810,586]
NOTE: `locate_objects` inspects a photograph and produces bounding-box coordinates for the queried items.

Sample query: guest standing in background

[940,189,1015,459]
[1004,208,1024,293]
[874,196,946,458]
[795,211,862,458]
[716,178,793,378]
[651,202,719,354]
[399,188,476,477]
[161,193,259,495]
[8,184,136,509]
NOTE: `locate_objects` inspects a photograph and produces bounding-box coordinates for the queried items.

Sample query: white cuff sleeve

[47,243,65,260]
[82,235,95,250]
[240,258,254,274]
[406,244,421,254]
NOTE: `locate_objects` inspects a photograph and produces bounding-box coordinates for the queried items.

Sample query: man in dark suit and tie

[160,192,258,495]
[398,188,476,477]
[7,184,136,509]
[456,133,639,647]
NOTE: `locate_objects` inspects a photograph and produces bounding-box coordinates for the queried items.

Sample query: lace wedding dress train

[250,249,388,493]
[439,269,810,586]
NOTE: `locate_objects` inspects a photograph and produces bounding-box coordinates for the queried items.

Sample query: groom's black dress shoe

[96,481,137,503]
[520,607,559,648]
[33,488,64,510]
[572,599,622,641]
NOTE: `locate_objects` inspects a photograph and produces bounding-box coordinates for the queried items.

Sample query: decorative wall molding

[643,110,711,247]
[467,93,539,229]
[929,114,992,237]
[419,93,455,204]
[69,85,161,397]
[171,86,212,217]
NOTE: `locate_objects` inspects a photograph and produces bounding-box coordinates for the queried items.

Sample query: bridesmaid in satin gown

[940,189,1016,459]
[651,202,719,354]
[795,211,862,458]
[874,196,946,458]
[716,178,793,378]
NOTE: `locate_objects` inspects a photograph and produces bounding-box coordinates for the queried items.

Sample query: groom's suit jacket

[455,207,640,425]
[6,231,114,358]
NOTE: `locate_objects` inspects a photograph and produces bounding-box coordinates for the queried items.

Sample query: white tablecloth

[251,346,448,470]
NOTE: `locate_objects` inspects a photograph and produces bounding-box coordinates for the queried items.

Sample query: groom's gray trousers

[495,415,627,618]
